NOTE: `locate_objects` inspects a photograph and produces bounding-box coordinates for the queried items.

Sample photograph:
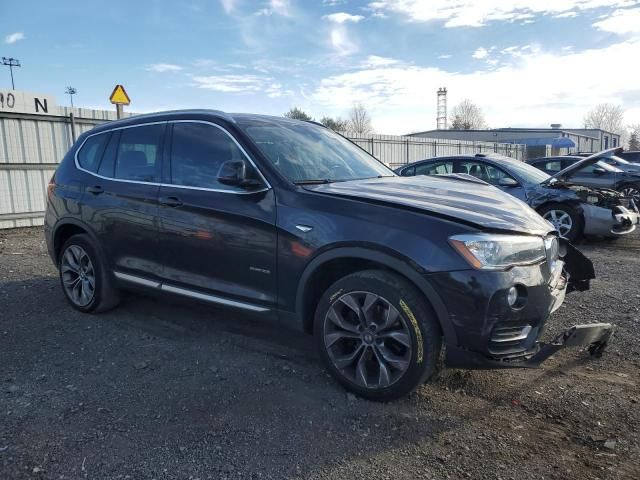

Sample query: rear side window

[77,133,110,173]
[415,161,453,175]
[169,122,253,190]
[115,124,165,182]
[543,160,563,172]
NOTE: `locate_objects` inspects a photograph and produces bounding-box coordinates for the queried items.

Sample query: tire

[617,183,640,205]
[314,270,441,401]
[58,234,120,313]
[538,203,583,242]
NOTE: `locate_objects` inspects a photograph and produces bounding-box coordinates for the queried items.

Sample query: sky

[2,0,640,135]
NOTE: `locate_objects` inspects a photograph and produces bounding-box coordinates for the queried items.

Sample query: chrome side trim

[113,271,270,312]
[113,271,161,288]
[73,119,271,195]
[161,284,269,312]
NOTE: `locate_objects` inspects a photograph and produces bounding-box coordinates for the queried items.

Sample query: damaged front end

[536,181,640,237]
[445,238,614,369]
[573,187,640,237]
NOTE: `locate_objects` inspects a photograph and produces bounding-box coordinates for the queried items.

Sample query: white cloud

[146,63,183,73]
[322,0,346,5]
[256,0,291,16]
[219,0,237,14]
[361,55,400,67]
[367,1,639,28]
[4,32,24,44]
[472,47,489,59]
[330,26,359,55]
[324,12,365,23]
[594,7,640,34]
[191,74,291,97]
[309,38,640,134]
[438,54,452,59]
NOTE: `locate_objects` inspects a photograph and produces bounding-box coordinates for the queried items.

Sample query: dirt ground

[1,227,638,480]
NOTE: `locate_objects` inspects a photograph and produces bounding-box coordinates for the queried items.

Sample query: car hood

[304,175,553,235]
[544,147,624,183]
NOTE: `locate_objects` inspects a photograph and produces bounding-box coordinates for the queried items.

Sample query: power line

[2,57,21,90]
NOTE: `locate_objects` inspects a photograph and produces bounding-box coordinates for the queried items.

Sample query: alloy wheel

[323,291,413,389]
[61,245,96,307]
[620,186,640,204]
[543,210,573,238]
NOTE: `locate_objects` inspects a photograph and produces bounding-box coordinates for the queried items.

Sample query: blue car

[396,150,639,242]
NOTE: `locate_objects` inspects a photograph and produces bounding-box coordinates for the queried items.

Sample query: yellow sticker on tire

[399,299,423,364]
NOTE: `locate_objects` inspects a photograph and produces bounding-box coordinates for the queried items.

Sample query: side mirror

[593,166,607,175]
[498,177,519,187]
[217,160,263,189]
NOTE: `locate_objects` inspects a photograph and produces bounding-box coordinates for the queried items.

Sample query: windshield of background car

[611,156,630,165]
[500,158,551,184]
[238,119,394,183]
[595,160,623,172]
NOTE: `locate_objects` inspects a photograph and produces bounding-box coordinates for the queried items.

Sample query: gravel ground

[1,227,639,480]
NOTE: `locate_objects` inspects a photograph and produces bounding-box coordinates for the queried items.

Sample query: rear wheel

[538,203,582,242]
[314,270,441,401]
[58,234,120,313]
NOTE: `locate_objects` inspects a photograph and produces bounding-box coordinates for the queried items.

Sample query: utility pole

[65,86,77,108]
[2,57,21,90]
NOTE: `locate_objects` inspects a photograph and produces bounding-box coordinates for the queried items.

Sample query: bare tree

[284,107,313,121]
[449,99,487,130]
[347,103,373,136]
[320,116,349,133]
[583,104,624,134]
[628,124,640,150]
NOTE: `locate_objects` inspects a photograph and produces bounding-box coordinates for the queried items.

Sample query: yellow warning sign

[109,84,131,105]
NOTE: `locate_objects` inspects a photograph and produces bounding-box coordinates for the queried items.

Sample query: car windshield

[611,155,630,165]
[238,119,394,183]
[500,158,551,184]
[595,160,623,172]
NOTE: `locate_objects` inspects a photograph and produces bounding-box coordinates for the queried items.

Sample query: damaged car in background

[527,150,640,205]
[396,148,639,242]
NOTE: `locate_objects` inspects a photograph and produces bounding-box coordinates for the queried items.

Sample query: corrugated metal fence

[0,108,525,229]
[350,134,524,171]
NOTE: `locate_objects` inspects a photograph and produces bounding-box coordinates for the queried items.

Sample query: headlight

[449,233,546,270]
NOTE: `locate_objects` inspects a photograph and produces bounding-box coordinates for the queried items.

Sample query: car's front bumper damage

[437,239,613,370]
[582,203,640,237]
[445,322,614,369]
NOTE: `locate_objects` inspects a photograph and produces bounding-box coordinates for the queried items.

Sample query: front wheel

[538,203,583,242]
[314,270,441,401]
[617,183,640,205]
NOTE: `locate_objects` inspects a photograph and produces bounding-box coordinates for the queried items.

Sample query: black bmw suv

[45,110,612,400]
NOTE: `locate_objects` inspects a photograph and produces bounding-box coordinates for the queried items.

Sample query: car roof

[399,153,518,169]
[528,155,583,163]
[85,109,323,136]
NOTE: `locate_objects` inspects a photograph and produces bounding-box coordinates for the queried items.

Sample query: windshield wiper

[294,179,334,185]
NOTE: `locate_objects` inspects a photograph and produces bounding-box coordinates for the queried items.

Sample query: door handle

[86,185,104,195]
[159,196,183,207]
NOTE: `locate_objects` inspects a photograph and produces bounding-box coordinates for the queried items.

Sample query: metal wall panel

[0,108,525,229]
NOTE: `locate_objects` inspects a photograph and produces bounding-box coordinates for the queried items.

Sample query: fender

[294,246,458,347]
[51,216,102,262]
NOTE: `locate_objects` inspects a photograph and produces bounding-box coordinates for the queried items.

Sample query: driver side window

[170,122,260,191]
